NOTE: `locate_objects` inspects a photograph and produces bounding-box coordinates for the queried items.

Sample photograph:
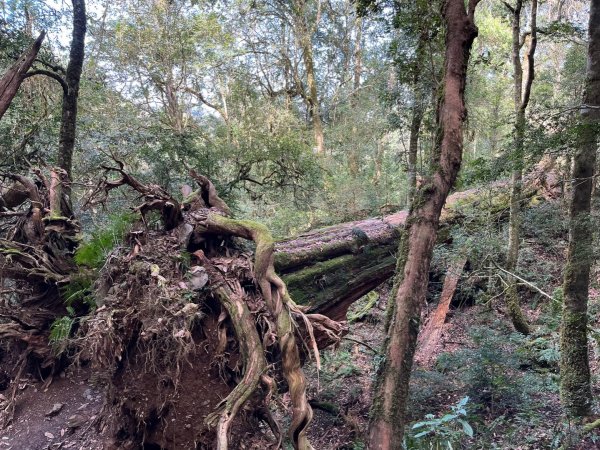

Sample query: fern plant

[49,313,76,356]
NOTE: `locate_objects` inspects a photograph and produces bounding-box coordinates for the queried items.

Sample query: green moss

[560,310,592,417]
[284,246,395,308]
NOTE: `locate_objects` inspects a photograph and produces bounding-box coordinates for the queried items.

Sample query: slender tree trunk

[406,32,427,206]
[57,0,86,196]
[368,1,479,448]
[407,101,424,205]
[349,14,363,175]
[0,32,45,120]
[292,0,325,155]
[505,0,537,335]
[559,0,600,418]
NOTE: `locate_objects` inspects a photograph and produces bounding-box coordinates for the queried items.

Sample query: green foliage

[61,272,96,311]
[405,397,473,450]
[436,327,527,415]
[75,213,136,269]
[49,315,75,356]
[316,347,363,404]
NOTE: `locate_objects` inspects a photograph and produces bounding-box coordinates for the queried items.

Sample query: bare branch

[23,69,68,95]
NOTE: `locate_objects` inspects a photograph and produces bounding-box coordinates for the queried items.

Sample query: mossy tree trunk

[292,0,325,155]
[504,0,537,336]
[57,0,86,202]
[559,0,600,419]
[367,1,480,448]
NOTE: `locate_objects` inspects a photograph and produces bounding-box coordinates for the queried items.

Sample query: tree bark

[407,100,424,205]
[367,1,479,448]
[415,256,467,367]
[292,0,325,155]
[505,0,537,335]
[349,14,363,175]
[406,32,428,206]
[0,32,45,121]
[57,0,86,195]
[559,0,600,419]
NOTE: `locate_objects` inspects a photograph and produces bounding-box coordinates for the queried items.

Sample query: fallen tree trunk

[278,159,560,320]
[415,257,467,367]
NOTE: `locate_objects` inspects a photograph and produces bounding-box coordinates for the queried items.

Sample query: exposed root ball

[70,166,346,449]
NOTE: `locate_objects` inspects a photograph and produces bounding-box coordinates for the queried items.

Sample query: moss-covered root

[505,283,530,335]
[199,253,267,450]
[205,214,316,450]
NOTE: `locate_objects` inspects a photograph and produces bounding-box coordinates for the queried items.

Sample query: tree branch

[23,69,68,95]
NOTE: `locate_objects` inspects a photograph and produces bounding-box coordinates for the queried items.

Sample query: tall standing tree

[20,0,86,212]
[504,0,538,335]
[559,0,599,419]
[368,0,480,448]
[57,0,86,189]
[290,0,326,154]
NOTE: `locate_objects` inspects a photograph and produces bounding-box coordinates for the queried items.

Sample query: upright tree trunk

[505,0,537,335]
[406,33,427,206]
[292,0,325,155]
[407,100,424,205]
[349,14,363,175]
[0,32,45,120]
[57,0,86,196]
[559,0,600,419]
[368,1,479,448]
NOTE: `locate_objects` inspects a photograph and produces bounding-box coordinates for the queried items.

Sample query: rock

[67,414,87,430]
[83,388,95,400]
[44,432,54,439]
[188,266,208,290]
[45,403,64,417]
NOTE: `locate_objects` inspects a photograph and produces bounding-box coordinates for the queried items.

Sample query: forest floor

[303,285,600,449]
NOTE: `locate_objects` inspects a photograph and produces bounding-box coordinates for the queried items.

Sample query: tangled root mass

[0,163,345,449]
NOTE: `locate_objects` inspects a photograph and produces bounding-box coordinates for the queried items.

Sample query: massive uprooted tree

[0,162,344,449]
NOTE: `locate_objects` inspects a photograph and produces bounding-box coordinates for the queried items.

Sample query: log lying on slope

[277,161,560,320]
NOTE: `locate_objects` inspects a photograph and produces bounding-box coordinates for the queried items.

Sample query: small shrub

[436,327,526,415]
[61,272,96,311]
[405,396,474,450]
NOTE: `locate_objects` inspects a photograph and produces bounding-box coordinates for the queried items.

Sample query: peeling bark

[415,257,466,367]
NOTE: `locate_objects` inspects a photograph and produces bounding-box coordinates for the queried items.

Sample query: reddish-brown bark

[415,257,466,367]
[368,1,480,448]
[0,32,45,120]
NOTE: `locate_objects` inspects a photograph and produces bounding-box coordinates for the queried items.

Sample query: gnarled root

[196,251,268,450]
[200,214,344,449]
[82,165,345,448]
